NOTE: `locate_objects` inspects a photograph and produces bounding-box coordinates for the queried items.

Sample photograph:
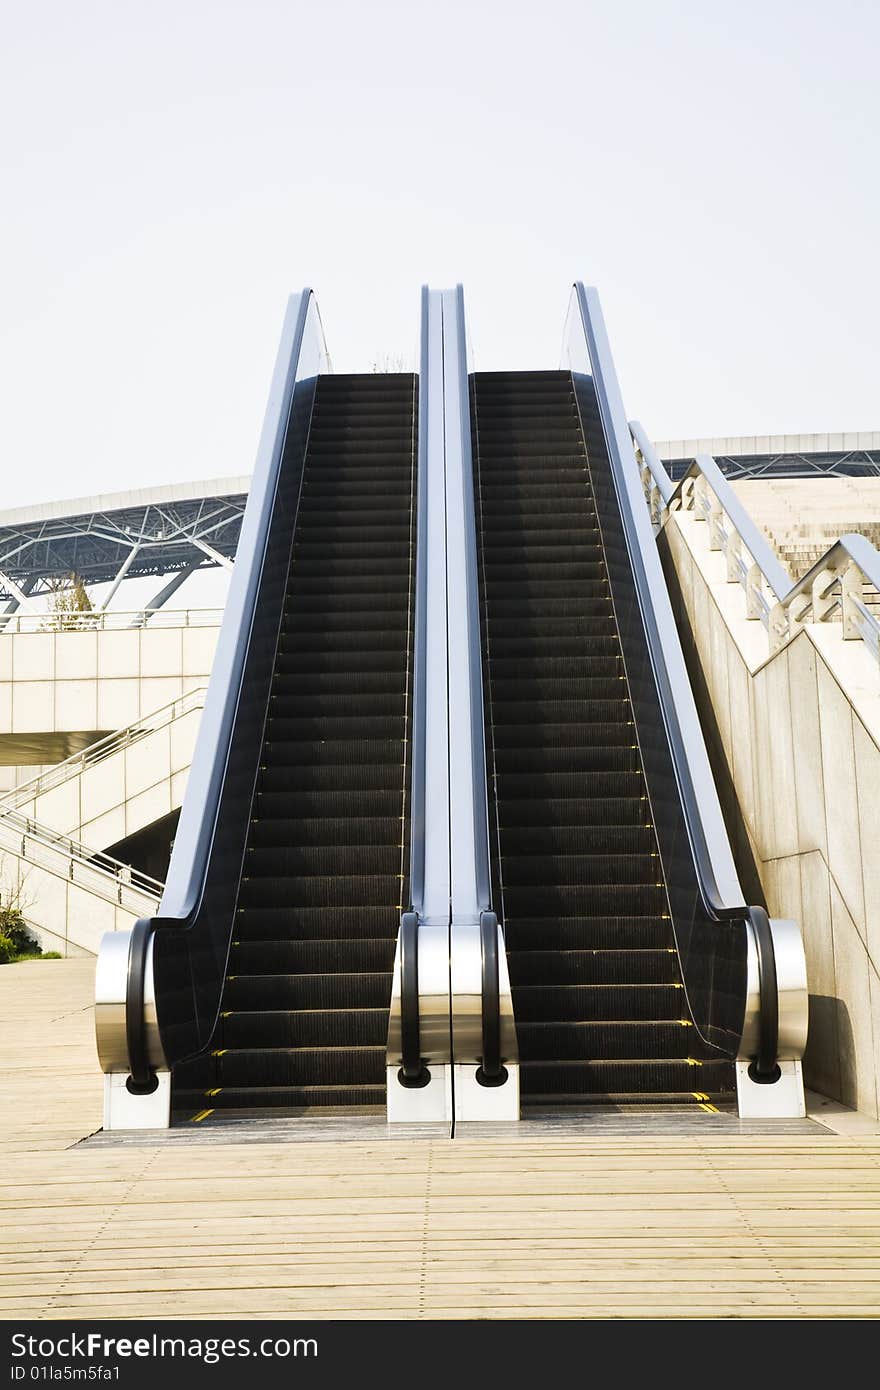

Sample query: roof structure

[0,477,248,610]
[656,431,880,481]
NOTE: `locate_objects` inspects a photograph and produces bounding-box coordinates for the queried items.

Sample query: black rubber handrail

[747,906,780,1081]
[477,911,506,1086]
[572,284,780,1079]
[398,911,429,1087]
[125,917,156,1093]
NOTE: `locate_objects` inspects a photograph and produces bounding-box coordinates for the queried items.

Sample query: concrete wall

[0,622,218,755]
[661,509,880,1116]
[10,701,201,852]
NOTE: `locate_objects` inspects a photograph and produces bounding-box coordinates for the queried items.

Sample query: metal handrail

[567,282,780,1077]
[0,607,224,634]
[1,687,207,812]
[631,422,880,666]
[0,804,164,903]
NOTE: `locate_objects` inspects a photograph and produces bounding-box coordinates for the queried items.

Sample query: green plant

[0,897,43,963]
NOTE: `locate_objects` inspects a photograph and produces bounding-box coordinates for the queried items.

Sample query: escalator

[472,370,735,1107]
[173,372,418,1113]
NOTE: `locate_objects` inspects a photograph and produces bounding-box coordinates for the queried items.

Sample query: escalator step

[174,1085,386,1112]
[224,972,393,1011]
[219,1008,388,1049]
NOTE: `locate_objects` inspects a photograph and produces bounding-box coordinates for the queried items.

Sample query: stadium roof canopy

[0,477,248,610]
[656,431,880,481]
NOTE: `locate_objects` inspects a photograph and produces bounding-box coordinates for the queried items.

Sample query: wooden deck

[2,958,880,1319]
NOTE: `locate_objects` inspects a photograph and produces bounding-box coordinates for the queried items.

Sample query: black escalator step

[484,596,612,619]
[489,656,620,681]
[479,498,593,518]
[259,739,404,767]
[288,574,410,596]
[499,825,656,856]
[496,770,644,799]
[502,883,667,917]
[482,562,606,584]
[486,583,611,606]
[506,949,677,986]
[295,502,412,524]
[520,1092,734,1108]
[480,484,591,502]
[174,1085,386,1111]
[272,672,407,696]
[501,852,659,887]
[234,907,399,941]
[219,1008,387,1049]
[481,531,600,551]
[245,845,400,877]
[508,956,678,989]
[270,693,406,719]
[276,629,407,653]
[516,1021,695,1061]
[253,790,402,819]
[503,916,673,951]
[238,874,401,909]
[519,1059,734,1097]
[210,1048,385,1088]
[265,716,405,742]
[249,816,402,848]
[486,620,615,643]
[289,557,412,577]
[277,625,411,653]
[499,797,647,828]
[488,673,623,698]
[282,609,409,632]
[492,718,635,746]
[299,486,414,506]
[231,938,396,973]
[258,764,403,793]
[513,984,684,1021]
[293,525,412,547]
[224,972,392,1010]
[492,745,639,774]
[487,636,618,658]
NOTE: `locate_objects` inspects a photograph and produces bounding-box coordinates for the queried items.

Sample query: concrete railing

[0,608,223,635]
[631,422,880,671]
[1,687,207,814]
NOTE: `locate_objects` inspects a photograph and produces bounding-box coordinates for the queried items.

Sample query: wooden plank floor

[2,959,880,1319]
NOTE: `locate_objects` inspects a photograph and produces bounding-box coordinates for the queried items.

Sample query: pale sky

[1,0,878,511]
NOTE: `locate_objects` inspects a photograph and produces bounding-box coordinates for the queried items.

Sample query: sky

[1,0,878,512]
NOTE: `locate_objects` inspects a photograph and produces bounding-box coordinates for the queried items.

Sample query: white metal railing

[1,687,207,813]
[0,805,163,910]
[0,607,224,635]
[631,421,880,668]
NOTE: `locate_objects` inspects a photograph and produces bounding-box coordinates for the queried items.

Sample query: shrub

[0,903,43,962]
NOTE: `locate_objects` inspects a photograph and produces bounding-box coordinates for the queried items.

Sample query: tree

[45,572,93,631]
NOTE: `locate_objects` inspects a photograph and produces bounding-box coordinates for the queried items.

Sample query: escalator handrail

[396,286,431,1082]
[450,284,493,913]
[568,282,779,1077]
[125,289,328,1080]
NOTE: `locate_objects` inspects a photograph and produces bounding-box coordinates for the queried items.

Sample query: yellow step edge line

[191,1108,214,1123]
[698,1102,720,1114]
